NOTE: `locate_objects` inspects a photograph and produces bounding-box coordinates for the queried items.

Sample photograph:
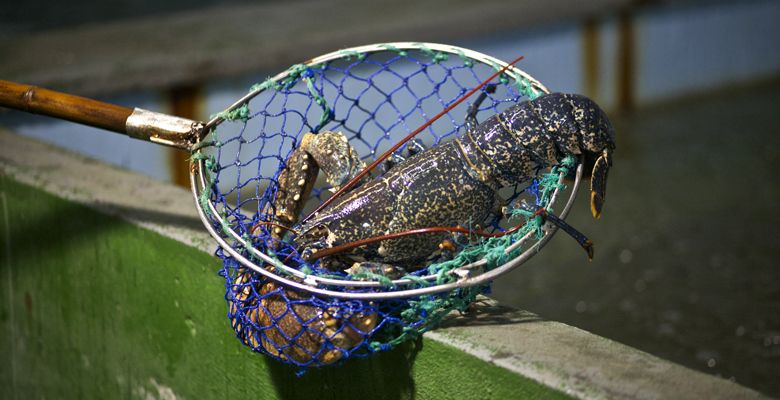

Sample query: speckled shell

[298,142,495,265]
[297,93,616,267]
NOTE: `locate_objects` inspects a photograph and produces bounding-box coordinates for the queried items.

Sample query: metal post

[583,17,601,103]
[616,9,635,113]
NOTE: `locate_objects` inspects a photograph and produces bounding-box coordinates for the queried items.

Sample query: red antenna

[307,206,594,262]
[306,221,531,261]
[302,55,525,223]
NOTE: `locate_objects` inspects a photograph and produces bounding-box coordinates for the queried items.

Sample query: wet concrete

[492,78,780,397]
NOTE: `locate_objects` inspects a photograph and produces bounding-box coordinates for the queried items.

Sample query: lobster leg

[382,138,426,173]
[518,202,594,261]
[346,261,408,280]
[382,153,406,174]
[465,84,497,132]
[404,138,426,157]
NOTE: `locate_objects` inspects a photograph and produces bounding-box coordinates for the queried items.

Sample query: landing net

[190,43,576,368]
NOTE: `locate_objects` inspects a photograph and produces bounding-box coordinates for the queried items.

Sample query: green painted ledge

[0,176,567,399]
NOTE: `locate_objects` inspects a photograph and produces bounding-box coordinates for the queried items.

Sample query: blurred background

[1,0,778,396]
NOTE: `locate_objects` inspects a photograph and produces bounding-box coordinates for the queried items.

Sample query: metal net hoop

[190,42,582,300]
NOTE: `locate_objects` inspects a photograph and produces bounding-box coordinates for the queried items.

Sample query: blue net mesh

[194,45,565,368]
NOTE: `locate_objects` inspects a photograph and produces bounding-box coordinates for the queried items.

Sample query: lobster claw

[590,149,611,219]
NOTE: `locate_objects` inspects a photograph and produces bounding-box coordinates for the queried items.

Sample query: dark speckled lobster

[268,92,616,276]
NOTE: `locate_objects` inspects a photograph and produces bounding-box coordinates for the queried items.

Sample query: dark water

[492,78,780,396]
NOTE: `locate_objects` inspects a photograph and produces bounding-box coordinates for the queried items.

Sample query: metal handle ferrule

[126,108,202,150]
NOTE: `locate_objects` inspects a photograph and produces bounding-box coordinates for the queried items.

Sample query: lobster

[268,89,616,277]
[234,70,616,365]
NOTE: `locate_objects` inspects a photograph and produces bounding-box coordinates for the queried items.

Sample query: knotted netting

[190,43,577,368]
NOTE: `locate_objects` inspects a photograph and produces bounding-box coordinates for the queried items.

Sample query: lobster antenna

[301,55,525,223]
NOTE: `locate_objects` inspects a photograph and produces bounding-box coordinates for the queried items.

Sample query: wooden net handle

[0,80,133,134]
[0,80,200,150]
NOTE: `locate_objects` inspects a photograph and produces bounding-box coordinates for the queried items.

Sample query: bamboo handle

[0,80,201,150]
[0,80,133,134]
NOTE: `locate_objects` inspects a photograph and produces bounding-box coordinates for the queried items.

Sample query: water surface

[492,79,780,396]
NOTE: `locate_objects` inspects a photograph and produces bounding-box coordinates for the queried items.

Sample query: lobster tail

[532,93,616,218]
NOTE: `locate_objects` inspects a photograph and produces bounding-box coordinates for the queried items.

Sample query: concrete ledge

[0,129,769,399]
[430,300,769,399]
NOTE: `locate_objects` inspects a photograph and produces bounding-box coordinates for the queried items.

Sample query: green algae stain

[0,176,568,399]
